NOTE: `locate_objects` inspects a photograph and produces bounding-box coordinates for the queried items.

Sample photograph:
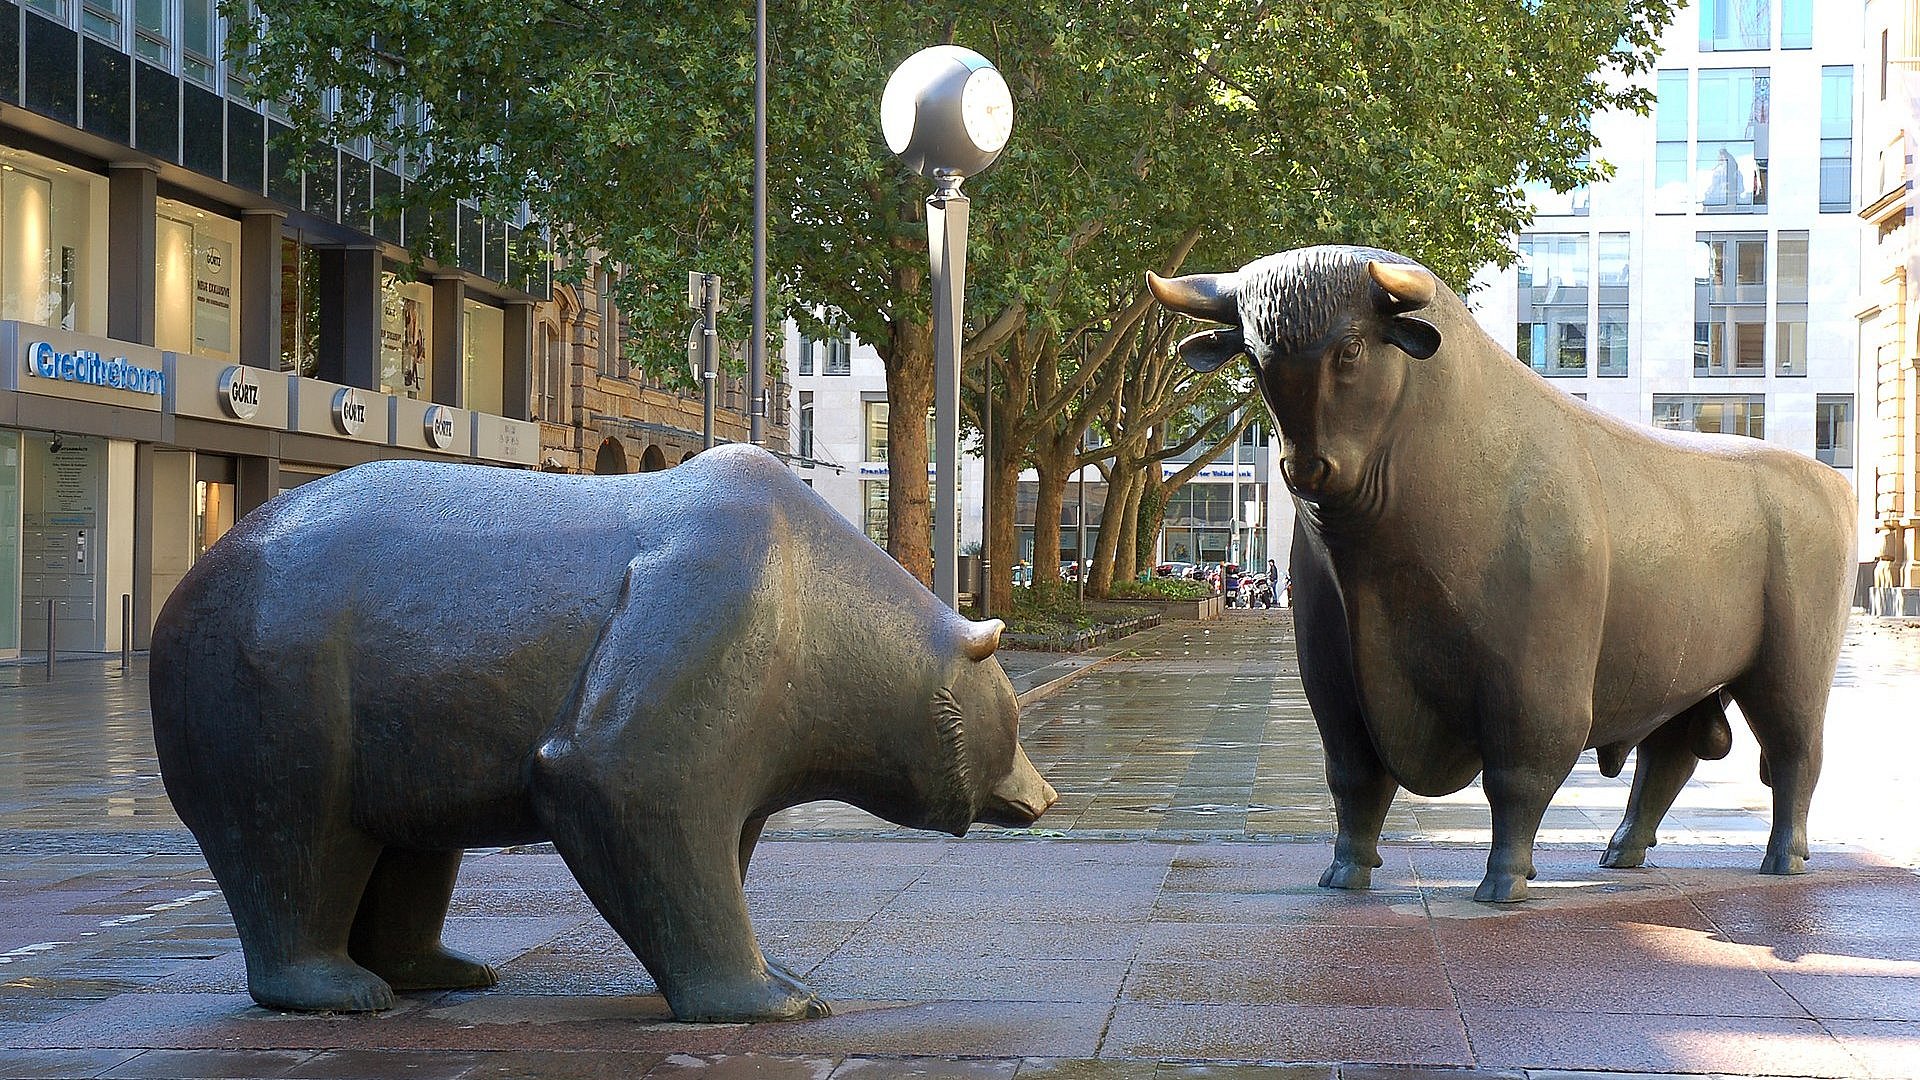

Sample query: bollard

[121,594,133,670]
[45,599,55,680]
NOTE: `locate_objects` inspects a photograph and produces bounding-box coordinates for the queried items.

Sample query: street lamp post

[882,45,1013,610]
[688,272,720,450]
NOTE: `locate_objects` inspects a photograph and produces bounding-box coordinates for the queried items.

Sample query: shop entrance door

[0,432,19,659]
[21,434,103,654]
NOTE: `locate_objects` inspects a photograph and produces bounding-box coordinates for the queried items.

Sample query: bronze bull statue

[1150,245,1855,902]
[150,444,1056,1020]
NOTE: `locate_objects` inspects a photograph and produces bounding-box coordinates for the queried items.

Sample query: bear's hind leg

[737,814,809,996]
[349,848,498,993]
[203,822,394,1012]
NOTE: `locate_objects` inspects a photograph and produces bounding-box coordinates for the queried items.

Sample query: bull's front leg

[1476,714,1586,903]
[1293,527,1397,890]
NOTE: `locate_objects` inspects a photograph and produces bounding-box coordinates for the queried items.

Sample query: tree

[233,0,1674,587]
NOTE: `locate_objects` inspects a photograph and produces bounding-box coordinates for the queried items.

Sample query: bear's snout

[976,744,1058,827]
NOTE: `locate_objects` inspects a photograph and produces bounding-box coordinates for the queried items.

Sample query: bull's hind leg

[1602,698,1718,869]
[1730,675,1827,876]
[348,849,498,992]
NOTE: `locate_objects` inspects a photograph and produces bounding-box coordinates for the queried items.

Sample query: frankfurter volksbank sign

[27,341,166,395]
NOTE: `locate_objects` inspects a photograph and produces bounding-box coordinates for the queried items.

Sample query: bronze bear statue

[150,444,1056,1021]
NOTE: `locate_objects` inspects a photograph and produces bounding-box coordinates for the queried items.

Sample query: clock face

[960,67,1013,155]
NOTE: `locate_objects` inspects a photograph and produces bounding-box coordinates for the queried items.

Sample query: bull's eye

[1337,338,1363,364]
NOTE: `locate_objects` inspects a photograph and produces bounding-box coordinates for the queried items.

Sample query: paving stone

[1459,1009,1863,1077]
[99,1048,316,1077]
[1100,1004,1472,1066]
[0,1048,144,1079]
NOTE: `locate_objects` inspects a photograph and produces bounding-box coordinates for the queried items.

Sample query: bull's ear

[1176,327,1246,372]
[1382,316,1440,360]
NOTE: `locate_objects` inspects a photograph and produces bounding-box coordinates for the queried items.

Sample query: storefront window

[279,237,320,377]
[463,298,504,416]
[0,432,18,656]
[379,272,432,399]
[154,197,241,360]
[0,150,108,335]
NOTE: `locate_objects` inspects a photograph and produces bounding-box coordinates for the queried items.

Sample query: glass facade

[1820,66,1854,212]
[1655,70,1690,214]
[1694,231,1768,375]
[153,196,239,360]
[1776,230,1808,375]
[278,236,320,376]
[1700,0,1769,51]
[463,298,504,416]
[861,480,887,546]
[1597,232,1630,377]
[1653,394,1766,437]
[1517,233,1589,376]
[1815,394,1853,467]
[379,274,433,398]
[1696,68,1770,214]
[0,148,107,334]
[0,432,17,656]
[863,400,889,463]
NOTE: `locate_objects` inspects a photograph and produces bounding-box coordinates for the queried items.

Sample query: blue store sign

[26,341,166,396]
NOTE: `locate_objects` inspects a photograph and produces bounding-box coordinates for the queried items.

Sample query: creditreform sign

[26,341,166,395]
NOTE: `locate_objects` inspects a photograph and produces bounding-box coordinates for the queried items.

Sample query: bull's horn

[962,618,1005,661]
[1367,260,1436,313]
[1147,271,1241,325]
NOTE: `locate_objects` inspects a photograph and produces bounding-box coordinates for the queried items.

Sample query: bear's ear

[962,619,1004,661]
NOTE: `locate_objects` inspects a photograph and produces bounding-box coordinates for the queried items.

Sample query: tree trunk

[1137,471,1169,570]
[1087,465,1138,598]
[1114,471,1143,583]
[884,301,934,587]
[1030,442,1070,597]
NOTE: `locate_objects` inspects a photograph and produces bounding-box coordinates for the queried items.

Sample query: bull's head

[1148,246,1441,505]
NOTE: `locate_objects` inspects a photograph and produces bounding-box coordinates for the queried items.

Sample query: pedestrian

[1223,563,1242,608]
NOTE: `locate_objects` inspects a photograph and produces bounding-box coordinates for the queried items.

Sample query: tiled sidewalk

[3,612,1919,1077]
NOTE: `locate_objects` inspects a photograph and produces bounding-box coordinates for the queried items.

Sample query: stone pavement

[1,612,1918,1078]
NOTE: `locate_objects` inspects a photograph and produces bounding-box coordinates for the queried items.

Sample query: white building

[782,321,984,555]
[1470,0,1868,566]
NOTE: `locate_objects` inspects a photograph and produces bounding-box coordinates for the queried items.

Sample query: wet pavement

[2,611,1919,1078]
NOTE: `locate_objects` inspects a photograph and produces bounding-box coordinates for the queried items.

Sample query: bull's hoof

[1760,851,1807,876]
[1600,844,1647,869]
[363,946,498,993]
[1473,873,1530,904]
[249,957,395,1013]
[667,973,832,1023]
[1318,861,1374,890]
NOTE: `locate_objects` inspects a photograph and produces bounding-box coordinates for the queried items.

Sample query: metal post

[702,274,719,450]
[121,594,132,671]
[980,359,991,619]
[1077,456,1087,605]
[927,176,968,609]
[1230,415,1242,572]
[749,0,767,446]
[45,600,55,680]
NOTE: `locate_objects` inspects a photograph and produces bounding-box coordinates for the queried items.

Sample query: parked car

[1156,561,1196,579]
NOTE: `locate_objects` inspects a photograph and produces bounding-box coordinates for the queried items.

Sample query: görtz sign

[27,341,167,395]
[219,365,262,419]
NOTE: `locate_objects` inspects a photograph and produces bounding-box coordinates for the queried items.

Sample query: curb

[1013,620,1174,708]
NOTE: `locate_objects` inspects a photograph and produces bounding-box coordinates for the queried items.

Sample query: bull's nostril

[1284,456,1331,490]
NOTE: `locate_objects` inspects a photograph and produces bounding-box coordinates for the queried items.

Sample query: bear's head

[919,618,1058,837]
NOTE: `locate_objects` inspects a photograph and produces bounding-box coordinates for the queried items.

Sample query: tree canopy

[233,0,1677,584]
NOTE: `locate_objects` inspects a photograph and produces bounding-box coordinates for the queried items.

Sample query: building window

[1694,231,1767,376]
[1820,66,1854,213]
[1655,70,1690,214]
[538,324,563,421]
[1653,394,1765,438]
[81,0,122,43]
[824,332,852,375]
[134,0,171,66]
[798,391,814,459]
[1815,394,1853,467]
[1781,0,1810,48]
[797,333,815,376]
[0,151,107,336]
[1700,0,1769,51]
[863,399,889,463]
[463,299,504,415]
[154,198,240,360]
[1517,233,1589,377]
[378,272,432,398]
[597,269,620,377]
[1597,232,1629,377]
[861,480,888,546]
[1776,230,1808,376]
[279,237,319,377]
[181,0,216,84]
[1697,68,1769,214]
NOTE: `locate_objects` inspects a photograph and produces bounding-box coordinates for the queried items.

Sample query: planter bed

[1002,613,1161,653]
[1107,593,1223,621]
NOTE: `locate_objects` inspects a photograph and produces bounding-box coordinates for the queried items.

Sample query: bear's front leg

[532,746,828,1023]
